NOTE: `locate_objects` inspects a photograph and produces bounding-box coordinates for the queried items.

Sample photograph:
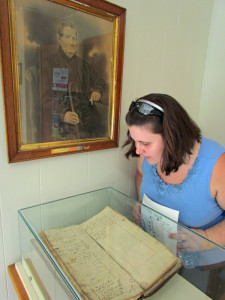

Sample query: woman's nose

[135,143,144,155]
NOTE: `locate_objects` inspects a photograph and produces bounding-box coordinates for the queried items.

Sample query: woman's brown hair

[123,93,201,175]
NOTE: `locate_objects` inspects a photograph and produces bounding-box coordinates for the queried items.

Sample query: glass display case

[18,187,225,300]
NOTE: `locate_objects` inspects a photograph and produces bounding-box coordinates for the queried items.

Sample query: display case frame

[18,188,225,300]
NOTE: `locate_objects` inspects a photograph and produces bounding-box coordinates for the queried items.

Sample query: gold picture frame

[0,0,126,162]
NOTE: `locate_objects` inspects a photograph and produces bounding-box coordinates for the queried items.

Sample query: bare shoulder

[137,155,144,175]
[213,152,225,177]
[211,152,225,209]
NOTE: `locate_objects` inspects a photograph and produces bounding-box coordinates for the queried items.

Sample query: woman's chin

[146,157,157,165]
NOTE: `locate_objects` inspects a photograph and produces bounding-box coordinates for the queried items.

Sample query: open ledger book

[39,206,182,300]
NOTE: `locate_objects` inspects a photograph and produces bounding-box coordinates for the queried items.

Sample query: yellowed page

[40,224,143,300]
[81,206,180,290]
[40,206,181,299]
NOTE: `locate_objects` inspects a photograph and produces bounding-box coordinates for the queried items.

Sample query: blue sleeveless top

[140,137,225,229]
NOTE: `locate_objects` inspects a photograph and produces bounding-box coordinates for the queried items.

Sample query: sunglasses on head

[129,99,164,117]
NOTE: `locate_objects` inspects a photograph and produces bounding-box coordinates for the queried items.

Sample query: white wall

[199,0,225,145]
[0,0,218,299]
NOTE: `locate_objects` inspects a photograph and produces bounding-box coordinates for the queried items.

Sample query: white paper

[141,194,179,254]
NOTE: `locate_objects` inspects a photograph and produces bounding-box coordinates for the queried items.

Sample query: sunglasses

[129,99,164,117]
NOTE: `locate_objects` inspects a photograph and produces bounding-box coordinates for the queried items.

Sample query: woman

[124,93,225,251]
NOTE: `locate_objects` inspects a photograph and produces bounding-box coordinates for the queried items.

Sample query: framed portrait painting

[0,0,126,162]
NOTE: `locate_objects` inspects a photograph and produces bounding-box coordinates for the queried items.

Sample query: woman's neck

[157,141,201,185]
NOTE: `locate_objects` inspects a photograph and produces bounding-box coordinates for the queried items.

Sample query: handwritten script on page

[39,206,181,299]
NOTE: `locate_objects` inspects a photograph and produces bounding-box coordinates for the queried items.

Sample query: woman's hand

[169,227,213,252]
[133,203,145,228]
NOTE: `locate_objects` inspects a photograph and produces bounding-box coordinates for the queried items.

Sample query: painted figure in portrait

[40,20,106,142]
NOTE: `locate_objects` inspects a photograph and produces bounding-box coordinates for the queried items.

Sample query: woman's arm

[170,153,225,251]
[191,152,225,248]
[133,156,144,225]
[193,220,225,249]
[196,152,225,247]
[136,155,144,202]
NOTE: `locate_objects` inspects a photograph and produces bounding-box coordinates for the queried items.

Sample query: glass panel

[18,187,225,299]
